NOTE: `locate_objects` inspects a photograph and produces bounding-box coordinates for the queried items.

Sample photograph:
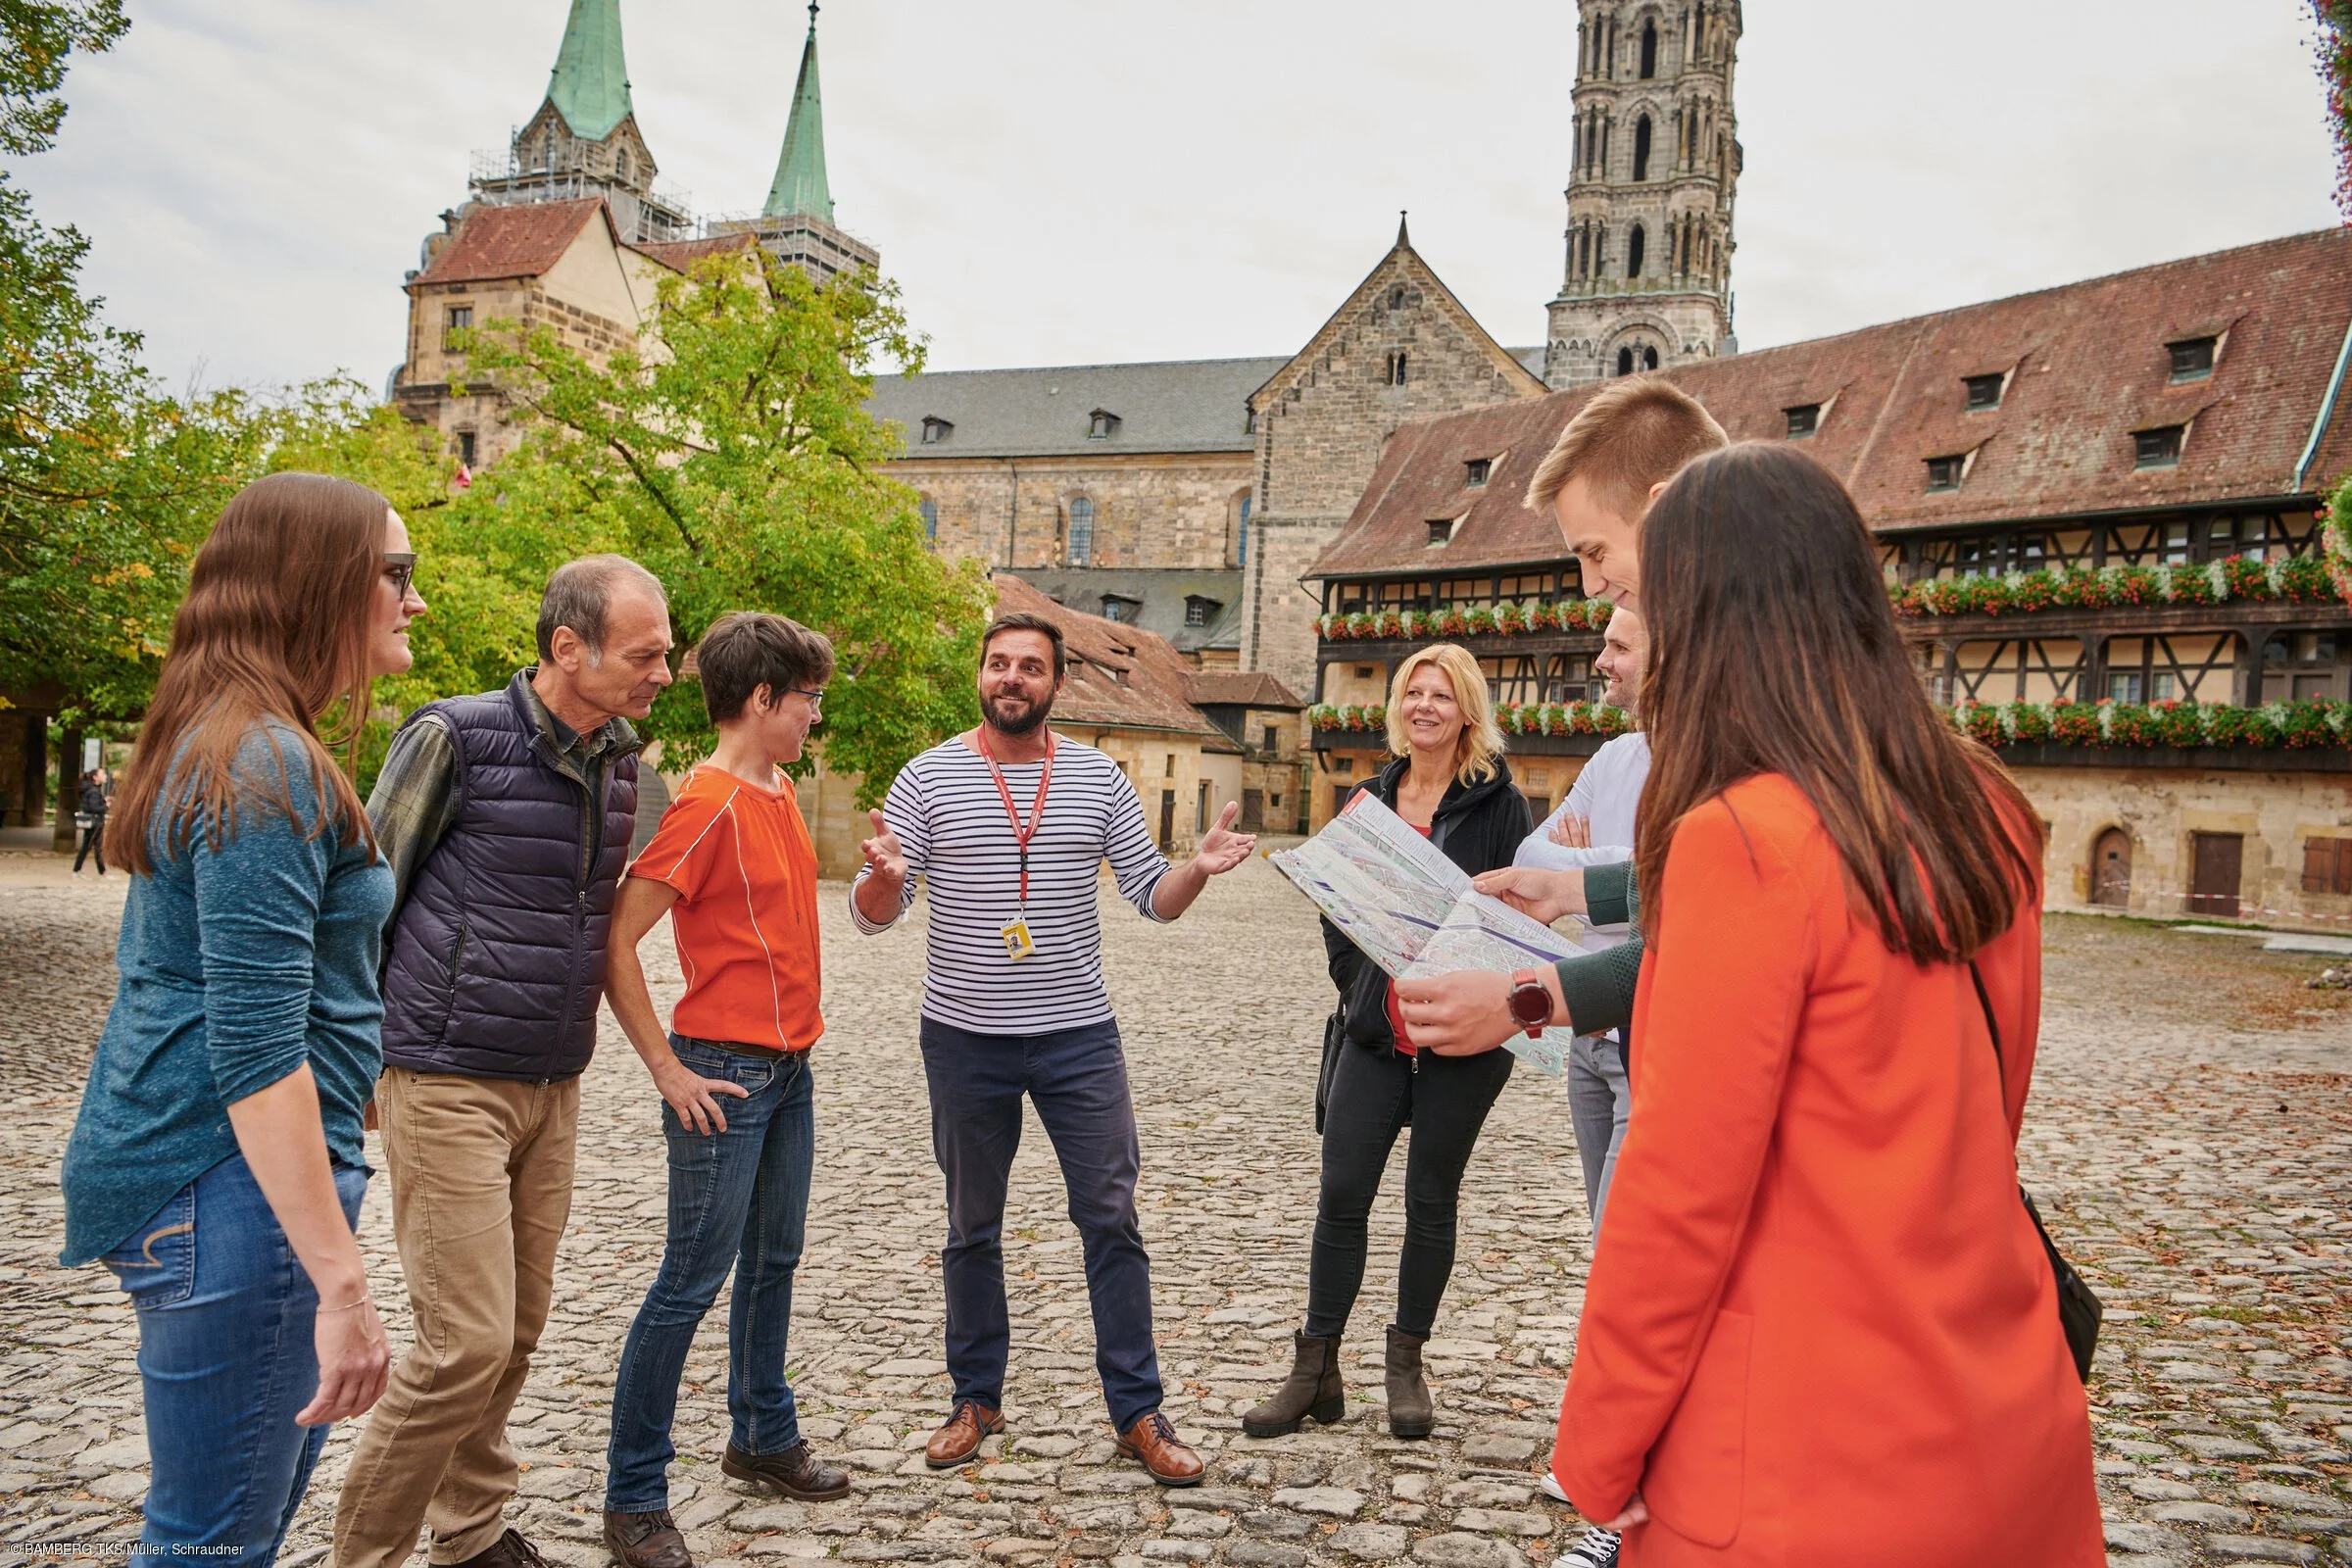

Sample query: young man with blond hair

[1400,375,1726,1568]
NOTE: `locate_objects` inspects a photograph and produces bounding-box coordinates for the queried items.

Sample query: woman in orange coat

[1399,443,2103,1565]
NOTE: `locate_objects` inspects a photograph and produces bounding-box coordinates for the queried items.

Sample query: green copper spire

[762,2,835,222]
[547,0,633,143]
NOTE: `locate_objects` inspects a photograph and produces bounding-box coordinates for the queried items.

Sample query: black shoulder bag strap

[1970,961,2103,1383]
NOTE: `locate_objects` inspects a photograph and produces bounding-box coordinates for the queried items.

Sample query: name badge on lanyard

[978,729,1054,961]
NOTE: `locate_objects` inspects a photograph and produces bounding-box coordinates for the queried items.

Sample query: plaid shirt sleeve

[366,714,461,936]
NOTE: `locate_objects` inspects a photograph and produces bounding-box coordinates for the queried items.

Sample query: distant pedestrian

[1243,642,1530,1445]
[852,610,1255,1487]
[335,555,672,1568]
[60,471,425,1561]
[1404,445,2102,1564]
[599,612,849,1568]
[73,768,109,874]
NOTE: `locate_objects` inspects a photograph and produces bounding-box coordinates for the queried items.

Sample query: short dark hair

[697,612,836,724]
[980,612,1065,680]
[536,555,667,663]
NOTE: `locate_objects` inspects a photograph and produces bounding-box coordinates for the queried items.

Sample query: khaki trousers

[333,1067,580,1567]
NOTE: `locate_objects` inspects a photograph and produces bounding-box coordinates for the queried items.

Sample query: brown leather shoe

[447,1530,556,1568]
[603,1509,693,1568]
[1114,1411,1203,1487]
[720,1440,851,1500]
[924,1398,1005,1468]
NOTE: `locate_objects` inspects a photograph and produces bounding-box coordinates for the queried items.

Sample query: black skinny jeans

[1304,1039,1513,1339]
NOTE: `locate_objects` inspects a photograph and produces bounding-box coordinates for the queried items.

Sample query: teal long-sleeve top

[1552,860,1642,1039]
[60,722,393,1266]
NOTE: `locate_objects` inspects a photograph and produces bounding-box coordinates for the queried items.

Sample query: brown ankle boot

[1241,1331,1345,1437]
[1385,1325,1434,1439]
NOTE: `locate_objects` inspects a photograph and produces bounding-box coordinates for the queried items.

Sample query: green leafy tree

[460,251,990,800]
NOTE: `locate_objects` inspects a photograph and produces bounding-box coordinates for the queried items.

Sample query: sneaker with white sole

[1540,1470,1569,1503]
[1556,1524,1621,1567]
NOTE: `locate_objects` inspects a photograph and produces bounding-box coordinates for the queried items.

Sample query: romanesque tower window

[1627,223,1647,278]
[1067,497,1096,564]
[1633,116,1652,180]
[1640,20,1658,77]
[1386,351,1409,387]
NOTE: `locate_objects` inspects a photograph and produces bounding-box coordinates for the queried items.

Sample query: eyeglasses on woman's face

[383,552,417,598]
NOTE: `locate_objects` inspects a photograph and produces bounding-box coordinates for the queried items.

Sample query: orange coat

[1550,774,2101,1566]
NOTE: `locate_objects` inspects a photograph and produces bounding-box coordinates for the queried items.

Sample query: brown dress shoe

[720,1440,851,1500]
[924,1398,1005,1468]
[603,1509,694,1568]
[447,1529,556,1568]
[1114,1411,1203,1487]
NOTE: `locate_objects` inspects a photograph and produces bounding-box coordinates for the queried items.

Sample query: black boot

[1241,1331,1345,1437]
[1386,1325,1434,1439]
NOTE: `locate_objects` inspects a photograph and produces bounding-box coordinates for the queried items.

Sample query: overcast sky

[10,0,2341,394]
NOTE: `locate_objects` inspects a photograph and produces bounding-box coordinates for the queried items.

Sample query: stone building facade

[1238,220,1550,701]
[1301,228,2352,929]
[1544,0,1742,387]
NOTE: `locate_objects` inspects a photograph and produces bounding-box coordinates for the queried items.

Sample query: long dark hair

[1633,443,2040,964]
[106,472,388,874]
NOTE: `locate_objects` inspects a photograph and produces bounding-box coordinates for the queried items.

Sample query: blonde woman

[1245,642,1532,1441]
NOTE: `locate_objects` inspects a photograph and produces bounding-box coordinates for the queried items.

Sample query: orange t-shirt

[627,764,823,1054]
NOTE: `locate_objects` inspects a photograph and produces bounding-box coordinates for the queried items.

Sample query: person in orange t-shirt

[599,612,848,1567]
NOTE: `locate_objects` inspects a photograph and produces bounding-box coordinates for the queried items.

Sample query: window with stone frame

[443,305,473,350]
[1628,223,1647,276]
[1386,351,1409,387]
[918,497,939,542]
[1640,19,1658,76]
[1633,117,1653,181]
[1067,496,1096,565]
[455,430,477,468]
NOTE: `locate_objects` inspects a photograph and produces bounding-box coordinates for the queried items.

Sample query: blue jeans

[918,1016,1162,1432]
[101,1151,369,1562]
[605,1036,815,1510]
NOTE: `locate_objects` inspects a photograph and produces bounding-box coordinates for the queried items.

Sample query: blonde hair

[1384,643,1505,787]
[1523,375,1729,517]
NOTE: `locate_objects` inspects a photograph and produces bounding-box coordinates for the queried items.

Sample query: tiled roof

[992,575,1222,739]
[630,232,759,272]
[1184,670,1305,710]
[870,358,1287,459]
[412,199,611,289]
[1312,228,2352,578]
[1012,567,1242,656]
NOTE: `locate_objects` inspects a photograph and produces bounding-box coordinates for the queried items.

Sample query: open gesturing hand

[1192,802,1257,875]
[860,808,906,891]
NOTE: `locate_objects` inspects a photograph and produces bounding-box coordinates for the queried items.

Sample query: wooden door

[1158,790,1176,851]
[2189,832,2243,917]
[2090,828,2132,907]
[1241,789,1265,832]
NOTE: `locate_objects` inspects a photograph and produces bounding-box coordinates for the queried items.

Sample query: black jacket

[1322,756,1533,1053]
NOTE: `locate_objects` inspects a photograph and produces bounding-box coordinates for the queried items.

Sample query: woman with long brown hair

[60,471,428,1561]
[1400,444,2101,1564]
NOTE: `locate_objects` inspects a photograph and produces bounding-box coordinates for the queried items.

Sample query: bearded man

[852,611,1255,1486]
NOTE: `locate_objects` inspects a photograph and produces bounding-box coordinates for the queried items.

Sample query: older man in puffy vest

[335,556,673,1568]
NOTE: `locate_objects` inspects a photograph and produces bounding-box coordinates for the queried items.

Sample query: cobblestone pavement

[6,854,2352,1567]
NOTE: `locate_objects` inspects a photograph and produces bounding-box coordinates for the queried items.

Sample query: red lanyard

[977,728,1054,906]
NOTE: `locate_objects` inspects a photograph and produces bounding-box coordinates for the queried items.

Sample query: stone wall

[2020,763,2352,931]
[1242,243,1544,695]
[884,453,1252,571]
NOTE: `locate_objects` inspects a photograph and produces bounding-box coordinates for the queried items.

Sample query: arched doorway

[2090,828,2132,906]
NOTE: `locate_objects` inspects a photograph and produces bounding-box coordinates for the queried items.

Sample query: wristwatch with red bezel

[1506,968,1551,1039]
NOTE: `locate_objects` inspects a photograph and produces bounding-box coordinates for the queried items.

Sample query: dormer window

[2169,337,2217,383]
[1088,409,1122,439]
[1925,454,1966,493]
[1785,404,1820,440]
[1964,372,2005,411]
[1101,595,1141,624]
[1464,458,1492,487]
[920,416,953,445]
[1427,518,1453,546]
[1184,596,1220,627]
[2134,425,2184,469]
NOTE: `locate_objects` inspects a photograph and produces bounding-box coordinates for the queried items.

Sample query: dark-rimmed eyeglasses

[383,552,417,597]
[791,687,825,717]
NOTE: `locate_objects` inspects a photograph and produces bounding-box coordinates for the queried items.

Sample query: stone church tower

[1542,1,1742,388]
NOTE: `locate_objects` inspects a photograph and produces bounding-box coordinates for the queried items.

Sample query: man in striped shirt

[852,612,1255,1487]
